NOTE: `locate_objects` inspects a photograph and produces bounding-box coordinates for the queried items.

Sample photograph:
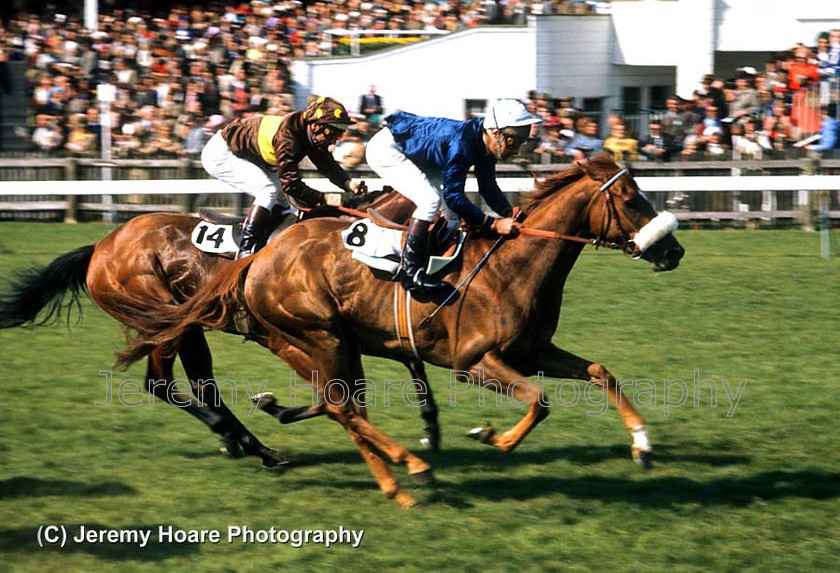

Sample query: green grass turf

[0,222,838,571]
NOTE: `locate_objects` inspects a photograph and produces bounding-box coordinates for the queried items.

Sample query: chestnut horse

[0,190,443,467]
[119,155,684,507]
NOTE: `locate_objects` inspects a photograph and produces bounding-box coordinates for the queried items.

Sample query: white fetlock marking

[250,391,275,407]
[632,426,651,451]
[468,426,484,437]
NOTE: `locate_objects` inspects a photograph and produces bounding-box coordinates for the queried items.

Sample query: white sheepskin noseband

[632,211,678,254]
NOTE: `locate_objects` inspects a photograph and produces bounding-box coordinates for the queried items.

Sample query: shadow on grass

[457,470,840,507]
[0,523,200,560]
[285,468,839,510]
[431,444,750,469]
[0,477,137,500]
[258,444,749,470]
[175,443,750,479]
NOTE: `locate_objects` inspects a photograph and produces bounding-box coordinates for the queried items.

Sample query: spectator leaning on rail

[201,96,367,259]
[365,99,540,294]
[807,103,840,156]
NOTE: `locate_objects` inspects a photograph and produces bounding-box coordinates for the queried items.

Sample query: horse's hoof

[393,491,418,509]
[249,391,276,410]
[409,469,436,487]
[261,452,291,470]
[632,447,653,469]
[467,423,495,444]
[220,432,243,458]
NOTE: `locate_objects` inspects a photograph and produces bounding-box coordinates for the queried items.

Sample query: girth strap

[393,282,420,359]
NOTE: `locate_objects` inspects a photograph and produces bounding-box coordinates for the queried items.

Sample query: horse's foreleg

[405,359,440,452]
[532,344,651,467]
[467,353,550,453]
[178,327,288,468]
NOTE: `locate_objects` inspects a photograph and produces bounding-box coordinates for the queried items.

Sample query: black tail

[0,244,95,329]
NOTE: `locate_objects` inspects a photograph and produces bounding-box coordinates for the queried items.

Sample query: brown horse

[0,189,444,467]
[119,155,684,507]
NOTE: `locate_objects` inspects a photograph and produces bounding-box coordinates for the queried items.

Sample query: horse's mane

[520,154,622,214]
[520,163,585,214]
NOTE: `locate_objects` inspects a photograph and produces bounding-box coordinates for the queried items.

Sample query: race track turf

[0,222,838,571]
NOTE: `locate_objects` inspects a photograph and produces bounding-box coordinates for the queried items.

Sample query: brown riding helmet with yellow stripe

[303,96,354,133]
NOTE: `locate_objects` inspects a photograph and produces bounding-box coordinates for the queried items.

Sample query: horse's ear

[573,158,591,176]
[573,158,589,169]
[578,154,620,184]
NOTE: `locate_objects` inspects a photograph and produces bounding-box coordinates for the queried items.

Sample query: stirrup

[406,269,451,294]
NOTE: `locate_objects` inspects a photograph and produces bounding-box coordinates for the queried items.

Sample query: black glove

[295,187,326,209]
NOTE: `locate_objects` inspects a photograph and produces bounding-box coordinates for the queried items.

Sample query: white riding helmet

[483,99,542,130]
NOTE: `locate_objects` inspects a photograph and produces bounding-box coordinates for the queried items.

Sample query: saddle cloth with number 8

[340,219,465,276]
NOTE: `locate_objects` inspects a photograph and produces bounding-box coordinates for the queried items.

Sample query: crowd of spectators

[0,4,837,164]
[0,1,597,160]
[523,30,840,163]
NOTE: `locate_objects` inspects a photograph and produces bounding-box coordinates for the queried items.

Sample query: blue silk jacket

[384,111,513,227]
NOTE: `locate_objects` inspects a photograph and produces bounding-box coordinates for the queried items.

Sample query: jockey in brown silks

[365,98,542,294]
[200,96,367,259]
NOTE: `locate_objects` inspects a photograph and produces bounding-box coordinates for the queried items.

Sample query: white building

[292,0,840,124]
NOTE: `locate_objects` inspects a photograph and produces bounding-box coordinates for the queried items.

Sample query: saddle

[198,207,247,226]
[367,208,461,256]
[341,209,465,275]
[191,207,295,258]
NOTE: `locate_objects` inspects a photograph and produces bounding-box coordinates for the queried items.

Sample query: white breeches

[200,131,288,210]
[365,127,456,223]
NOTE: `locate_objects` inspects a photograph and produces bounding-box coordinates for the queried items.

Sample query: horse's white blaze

[632,211,678,254]
[632,426,651,451]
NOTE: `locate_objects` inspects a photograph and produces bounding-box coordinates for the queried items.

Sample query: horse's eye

[623,195,646,210]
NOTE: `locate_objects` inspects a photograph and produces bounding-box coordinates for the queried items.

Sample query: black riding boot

[398,218,452,294]
[236,205,272,259]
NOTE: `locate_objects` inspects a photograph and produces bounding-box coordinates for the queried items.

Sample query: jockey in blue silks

[365,99,542,294]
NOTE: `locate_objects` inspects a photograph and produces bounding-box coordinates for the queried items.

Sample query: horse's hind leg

[327,404,419,508]
[178,327,288,468]
[145,346,233,452]
[405,359,440,452]
[250,395,326,425]
[532,344,651,467]
[268,330,426,507]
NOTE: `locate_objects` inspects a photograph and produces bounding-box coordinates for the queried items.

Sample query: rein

[517,227,624,250]
[288,198,369,220]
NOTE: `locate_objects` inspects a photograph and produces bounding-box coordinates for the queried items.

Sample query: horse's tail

[116,255,255,368]
[0,244,95,329]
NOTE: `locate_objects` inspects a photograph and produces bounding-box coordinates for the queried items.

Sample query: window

[649,85,669,111]
[622,87,642,114]
[582,98,603,115]
[464,99,487,120]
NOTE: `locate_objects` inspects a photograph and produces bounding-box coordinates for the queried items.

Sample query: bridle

[518,168,638,253]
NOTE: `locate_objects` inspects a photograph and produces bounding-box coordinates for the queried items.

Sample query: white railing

[3,175,839,195]
[1,176,839,224]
